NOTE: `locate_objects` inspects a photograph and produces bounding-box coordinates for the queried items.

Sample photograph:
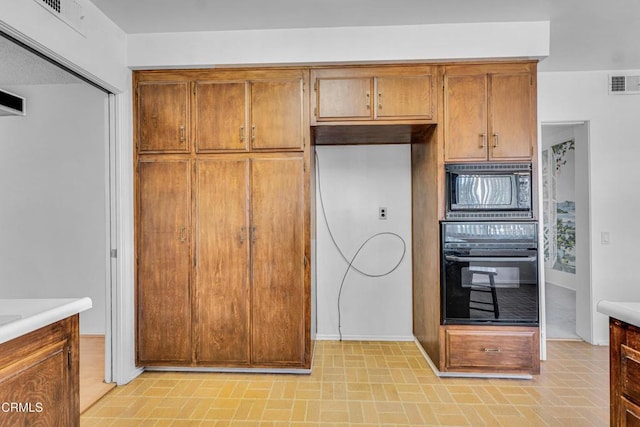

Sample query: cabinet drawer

[440,325,539,374]
[621,396,640,427]
[622,344,640,404]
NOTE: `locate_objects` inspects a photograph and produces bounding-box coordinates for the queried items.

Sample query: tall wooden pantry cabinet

[134,68,312,370]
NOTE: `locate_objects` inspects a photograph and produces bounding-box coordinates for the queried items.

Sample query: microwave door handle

[445,255,537,262]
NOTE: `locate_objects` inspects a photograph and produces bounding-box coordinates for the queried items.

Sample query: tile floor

[81,340,610,426]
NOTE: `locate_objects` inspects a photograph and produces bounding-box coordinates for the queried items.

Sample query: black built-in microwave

[445,163,533,220]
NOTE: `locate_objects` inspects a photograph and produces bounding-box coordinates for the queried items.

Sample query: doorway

[0,34,115,408]
[541,122,591,341]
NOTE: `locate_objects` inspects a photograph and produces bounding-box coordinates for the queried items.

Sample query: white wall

[539,71,640,345]
[315,145,413,340]
[0,83,107,335]
[127,21,549,68]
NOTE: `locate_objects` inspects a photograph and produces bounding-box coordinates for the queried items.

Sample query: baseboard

[80,334,105,339]
[145,366,312,375]
[315,334,415,342]
[545,280,576,292]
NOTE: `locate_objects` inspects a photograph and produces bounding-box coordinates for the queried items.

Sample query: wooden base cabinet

[0,315,80,427]
[439,325,540,375]
[609,318,640,426]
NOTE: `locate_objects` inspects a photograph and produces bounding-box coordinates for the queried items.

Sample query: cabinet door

[195,159,251,364]
[137,160,192,364]
[488,73,534,161]
[375,75,433,120]
[195,81,248,152]
[0,340,73,426]
[251,157,306,366]
[138,82,190,153]
[315,77,372,121]
[622,397,640,427]
[251,79,303,150]
[444,74,489,162]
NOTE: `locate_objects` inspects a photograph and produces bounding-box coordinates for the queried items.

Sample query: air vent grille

[609,74,640,95]
[445,163,532,172]
[32,0,84,35]
[446,211,533,220]
[41,0,61,13]
[0,89,26,117]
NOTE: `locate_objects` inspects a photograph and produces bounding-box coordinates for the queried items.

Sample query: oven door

[442,248,539,325]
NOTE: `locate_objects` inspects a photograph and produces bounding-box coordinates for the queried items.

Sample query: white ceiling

[2,0,639,87]
[90,0,640,72]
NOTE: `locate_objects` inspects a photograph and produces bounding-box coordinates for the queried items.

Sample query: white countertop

[597,300,640,328]
[0,298,92,344]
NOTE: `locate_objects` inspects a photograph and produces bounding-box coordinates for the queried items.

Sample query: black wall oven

[441,221,539,325]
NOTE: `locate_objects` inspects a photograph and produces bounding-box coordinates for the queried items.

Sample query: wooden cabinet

[134,68,311,370]
[137,81,190,153]
[136,159,192,364]
[194,158,251,365]
[443,62,536,162]
[193,156,307,367]
[609,318,640,426]
[250,79,303,150]
[311,65,436,124]
[251,157,306,365]
[194,76,304,152]
[439,325,540,374]
[194,81,247,152]
[0,315,79,427]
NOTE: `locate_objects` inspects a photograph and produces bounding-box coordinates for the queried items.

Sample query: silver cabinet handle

[240,126,244,142]
[179,125,185,143]
[493,132,499,148]
[180,226,187,242]
[366,92,371,110]
[484,348,502,353]
[480,133,487,148]
[378,92,383,109]
[239,226,245,244]
[251,125,256,142]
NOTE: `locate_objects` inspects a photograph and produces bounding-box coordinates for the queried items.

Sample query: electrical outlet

[379,207,387,220]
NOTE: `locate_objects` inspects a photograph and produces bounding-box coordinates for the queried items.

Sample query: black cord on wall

[315,150,407,341]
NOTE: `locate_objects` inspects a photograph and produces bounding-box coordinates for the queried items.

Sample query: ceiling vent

[33,0,85,36]
[0,89,26,117]
[609,74,640,95]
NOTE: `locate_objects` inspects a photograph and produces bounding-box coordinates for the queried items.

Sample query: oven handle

[445,255,537,262]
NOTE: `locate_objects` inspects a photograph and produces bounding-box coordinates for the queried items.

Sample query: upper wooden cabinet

[136,69,306,154]
[443,62,536,162]
[311,66,436,125]
[137,81,190,153]
[194,76,304,152]
[194,81,247,152]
